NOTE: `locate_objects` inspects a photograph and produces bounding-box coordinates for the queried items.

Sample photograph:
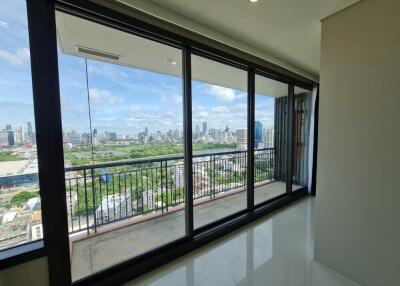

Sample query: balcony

[64,148,300,280]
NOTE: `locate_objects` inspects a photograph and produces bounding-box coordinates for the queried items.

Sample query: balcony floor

[71,181,301,281]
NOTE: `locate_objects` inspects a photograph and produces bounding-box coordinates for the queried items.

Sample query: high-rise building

[15,127,23,144]
[173,165,184,188]
[195,125,200,139]
[173,129,180,140]
[104,131,117,141]
[264,128,274,148]
[167,129,173,142]
[236,129,247,151]
[27,122,33,138]
[6,124,12,131]
[202,122,207,133]
[254,121,263,149]
[0,130,8,147]
[217,132,224,144]
[210,128,217,139]
[82,132,91,144]
[7,130,15,146]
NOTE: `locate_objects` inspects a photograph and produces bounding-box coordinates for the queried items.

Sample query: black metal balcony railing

[65,148,275,235]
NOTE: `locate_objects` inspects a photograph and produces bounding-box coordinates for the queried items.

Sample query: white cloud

[160,94,167,102]
[171,94,182,104]
[0,21,9,28]
[193,105,204,112]
[236,92,247,99]
[196,111,209,120]
[212,106,229,114]
[233,103,247,112]
[130,105,142,112]
[209,85,236,102]
[164,110,174,118]
[89,88,123,107]
[0,48,30,66]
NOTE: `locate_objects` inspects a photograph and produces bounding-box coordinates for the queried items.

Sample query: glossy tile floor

[71,181,294,281]
[125,197,360,286]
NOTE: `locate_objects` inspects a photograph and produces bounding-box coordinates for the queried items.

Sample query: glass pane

[292,86,312,191]
[0,0,43,250]
[254,75,288,205]
[56,12,185,281]
[191,55,247,229]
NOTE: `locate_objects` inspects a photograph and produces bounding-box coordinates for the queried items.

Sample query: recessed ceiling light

[248,0,259,3]
[167,58,177,65]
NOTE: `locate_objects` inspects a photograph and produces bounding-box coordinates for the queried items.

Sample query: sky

[0,1,35,131]
[0,0,275,136]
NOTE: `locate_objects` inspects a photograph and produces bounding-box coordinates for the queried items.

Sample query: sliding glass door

[254,75,289,205]
[191,55,248,229]
[56,11,187,281]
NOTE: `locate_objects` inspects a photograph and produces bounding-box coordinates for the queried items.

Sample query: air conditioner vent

[77,46,120,61]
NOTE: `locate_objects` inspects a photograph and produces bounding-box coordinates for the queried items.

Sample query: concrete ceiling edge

[113,0,320,82]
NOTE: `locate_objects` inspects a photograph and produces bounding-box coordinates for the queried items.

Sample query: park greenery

[6,190,39,209]
[0,151,20,162]
[64,143,236,166]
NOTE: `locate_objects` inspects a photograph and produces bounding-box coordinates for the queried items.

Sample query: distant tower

[7,130,15,146]
[236,129,247,151]
[264,128,274,148]
[202,122,207,133]
[254,121,263,148]
[6,124,12,131]
[27,122,33,138]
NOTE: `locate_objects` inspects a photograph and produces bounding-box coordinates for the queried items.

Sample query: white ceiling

[56,12,289,97]
[121,0,359,77]
[56,0,359,96]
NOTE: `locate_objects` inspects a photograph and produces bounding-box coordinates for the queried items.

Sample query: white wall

[0,257,49,286]
[315,0,400,286]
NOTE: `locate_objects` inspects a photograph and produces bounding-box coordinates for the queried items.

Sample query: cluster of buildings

[194,123,237,145]
[0,196,42,250]
[194,121,274,150]
[0,122,36,147]
[138,127,182,144]
[93,153,247,226]
[63,122,274,151]
[0,181,78,248]
[63,127,184,147]
[0,122,43,250]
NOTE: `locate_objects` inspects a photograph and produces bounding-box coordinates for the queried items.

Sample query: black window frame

[0,1,318,285]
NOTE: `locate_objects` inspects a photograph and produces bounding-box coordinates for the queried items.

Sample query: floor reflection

[127,197,359,286]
